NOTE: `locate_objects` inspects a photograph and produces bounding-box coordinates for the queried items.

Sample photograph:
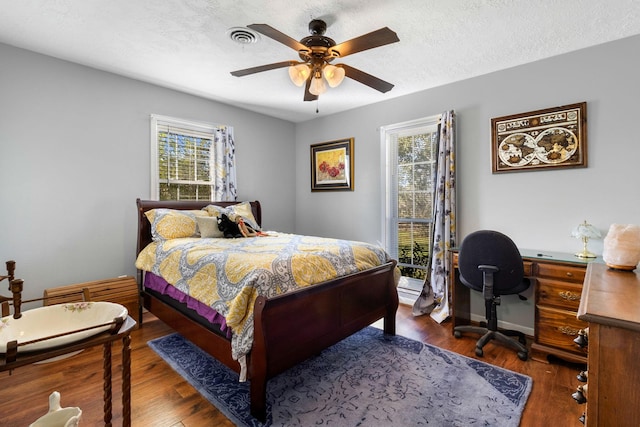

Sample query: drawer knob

[577,370,588,382]
[572,384,588,404]
[559,291,580,301]
[574,329,589,347]
[566,272,574,277]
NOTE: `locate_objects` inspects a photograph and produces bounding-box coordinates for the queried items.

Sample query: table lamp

[571,220,601,258]
[602,224,640,270]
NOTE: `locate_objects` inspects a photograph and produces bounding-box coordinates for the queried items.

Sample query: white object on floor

[29,391,82,427]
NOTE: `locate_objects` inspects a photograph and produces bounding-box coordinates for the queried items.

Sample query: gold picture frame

[310,138,354,191]
[491,102,587,173]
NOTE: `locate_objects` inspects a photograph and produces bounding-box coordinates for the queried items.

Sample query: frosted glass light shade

[323,64,345,87]
[288,64,311,87]
[309,76,327,95]
[571,220,602,239]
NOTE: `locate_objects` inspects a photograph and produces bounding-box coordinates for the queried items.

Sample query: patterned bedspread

[135,232,392,363]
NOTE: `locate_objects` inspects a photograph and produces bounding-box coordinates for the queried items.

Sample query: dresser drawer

[535,263,585,283]
[536,305,588,356]
[537,278,583,311]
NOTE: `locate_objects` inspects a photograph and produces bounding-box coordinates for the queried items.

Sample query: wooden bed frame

[135,199,399,422]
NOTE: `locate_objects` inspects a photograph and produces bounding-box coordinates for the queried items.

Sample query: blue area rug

[148,327,532,426]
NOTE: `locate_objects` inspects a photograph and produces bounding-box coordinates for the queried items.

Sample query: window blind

[151,115,228,201]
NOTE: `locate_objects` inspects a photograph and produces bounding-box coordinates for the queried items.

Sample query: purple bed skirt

[143,271,232,338]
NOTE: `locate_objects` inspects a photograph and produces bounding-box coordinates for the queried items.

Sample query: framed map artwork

[491,102,587,173]
[310,137,354,191]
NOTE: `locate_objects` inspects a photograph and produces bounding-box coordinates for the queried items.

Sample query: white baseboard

[397,289,419,307]
[395,289,534,337]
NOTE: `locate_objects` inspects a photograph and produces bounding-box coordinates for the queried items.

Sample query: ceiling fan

[230,19,400,101]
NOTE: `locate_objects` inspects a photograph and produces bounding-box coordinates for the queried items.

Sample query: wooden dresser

[451,248,596,363]
[577,263,640,426]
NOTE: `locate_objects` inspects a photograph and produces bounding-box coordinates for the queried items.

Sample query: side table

[1,315,136,427]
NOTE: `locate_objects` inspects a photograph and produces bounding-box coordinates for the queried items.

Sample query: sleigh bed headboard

[135,199,262,257]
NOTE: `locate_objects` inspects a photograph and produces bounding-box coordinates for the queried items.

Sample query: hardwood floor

[0,304,586,426]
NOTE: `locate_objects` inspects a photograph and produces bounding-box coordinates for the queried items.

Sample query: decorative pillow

[145,209,209,241]
[204,202,261,231]
[196,215,224,238]
[228,201,261,230]
[203,204,227,217]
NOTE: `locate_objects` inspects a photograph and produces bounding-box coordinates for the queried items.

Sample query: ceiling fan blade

[340,64,394,93]
[248,24,309,52]
[230,60,295,77]
[304,79,318,102]
[331,27,399,57]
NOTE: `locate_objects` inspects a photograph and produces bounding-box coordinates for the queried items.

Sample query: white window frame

[149,114,225,200]
[380,115,440,291]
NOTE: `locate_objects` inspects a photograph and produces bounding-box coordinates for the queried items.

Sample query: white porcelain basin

[0,301,128,353]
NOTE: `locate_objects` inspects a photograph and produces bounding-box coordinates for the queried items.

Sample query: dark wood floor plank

[0,304,585,426]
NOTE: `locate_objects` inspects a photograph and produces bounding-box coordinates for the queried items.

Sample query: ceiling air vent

[226,27,260,45]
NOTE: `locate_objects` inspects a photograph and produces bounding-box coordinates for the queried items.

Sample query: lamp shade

[323,64,345,87]
[288,64,311,87]
[309,76,327,95]
[571,221,601,240]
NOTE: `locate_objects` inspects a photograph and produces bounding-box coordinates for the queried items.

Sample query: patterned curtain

[412,110,456,323]
[212,126,237,201]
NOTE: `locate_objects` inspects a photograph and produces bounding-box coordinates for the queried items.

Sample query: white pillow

[196,216,223,238]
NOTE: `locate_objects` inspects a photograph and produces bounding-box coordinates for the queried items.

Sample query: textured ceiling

[1,0,639,123]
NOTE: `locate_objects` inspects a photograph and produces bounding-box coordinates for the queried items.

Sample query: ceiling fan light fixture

[288,63,311,87]
[323,64,345,88]
[230,20,400,102]
[309,76,327,96]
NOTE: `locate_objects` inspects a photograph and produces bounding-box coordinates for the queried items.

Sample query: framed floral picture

[491,102,587,173]
[310,138,354,191]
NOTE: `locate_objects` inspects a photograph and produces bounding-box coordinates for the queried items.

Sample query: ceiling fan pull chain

[316,99,319,114]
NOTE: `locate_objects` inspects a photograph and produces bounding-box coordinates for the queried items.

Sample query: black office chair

[453,230,530,361]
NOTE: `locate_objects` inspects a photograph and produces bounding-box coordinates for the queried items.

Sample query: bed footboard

[249,260,398,421]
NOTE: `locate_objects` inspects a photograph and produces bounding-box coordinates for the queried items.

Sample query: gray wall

[0,43,295,302]
[2,35,639,331]
[295,35,640,331]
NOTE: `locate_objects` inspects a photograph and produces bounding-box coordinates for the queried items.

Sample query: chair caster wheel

[475,347,484,357]
[454,330,462,339]
[517,351,528,361]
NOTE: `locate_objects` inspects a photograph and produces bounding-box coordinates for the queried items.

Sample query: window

[381,116,440,297]
[150,115,234,201]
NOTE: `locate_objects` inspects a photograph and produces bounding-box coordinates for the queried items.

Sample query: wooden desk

[1,316,136,427]
[577,263,640,426]
[450,248,597,363]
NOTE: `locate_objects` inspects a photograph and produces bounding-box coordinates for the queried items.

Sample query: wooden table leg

[103,341,113,427]
[122,334,132,427]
